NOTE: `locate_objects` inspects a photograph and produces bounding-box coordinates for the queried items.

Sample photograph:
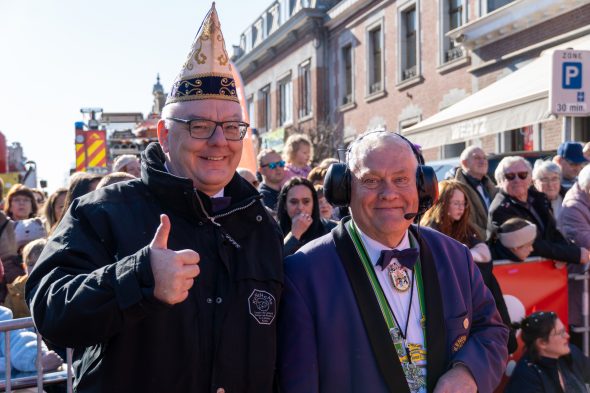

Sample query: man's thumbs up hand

[149,214,200,304]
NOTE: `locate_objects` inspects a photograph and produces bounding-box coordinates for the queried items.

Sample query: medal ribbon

[346,221,427,381]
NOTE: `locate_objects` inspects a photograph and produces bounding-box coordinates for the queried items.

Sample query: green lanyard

[346,220,427,363]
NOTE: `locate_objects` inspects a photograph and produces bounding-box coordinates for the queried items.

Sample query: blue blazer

[278,219,508,393]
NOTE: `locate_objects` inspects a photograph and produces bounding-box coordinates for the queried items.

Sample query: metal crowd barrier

[0,317,73,393]
[569,270,590,357]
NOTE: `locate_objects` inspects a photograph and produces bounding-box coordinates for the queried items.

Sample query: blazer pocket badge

[452,335,467,353]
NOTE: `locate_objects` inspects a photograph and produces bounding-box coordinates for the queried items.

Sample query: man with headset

[277,131,508,393]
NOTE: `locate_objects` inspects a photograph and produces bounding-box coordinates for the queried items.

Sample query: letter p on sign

[563,62,582,89]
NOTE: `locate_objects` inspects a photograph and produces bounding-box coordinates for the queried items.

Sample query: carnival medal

[388,262,411,292]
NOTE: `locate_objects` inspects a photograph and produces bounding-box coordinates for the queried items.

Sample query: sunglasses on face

[504,171,529,181]
[261,160,285,169]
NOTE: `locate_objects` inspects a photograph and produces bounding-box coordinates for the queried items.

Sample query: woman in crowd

[282,134,313,184]
[57,172,102,224]
[277,177,336,256]
[559,164,590,350]
[4,184,38,221]
[505,311,590,392]
[42,187,67,233]
[314,185,335,221]
[488,156,588,265]
[533,161,566,221]
[30,188,46,212]
[421,180,517,353]
[421,180,491,262]
[5,185,46,272]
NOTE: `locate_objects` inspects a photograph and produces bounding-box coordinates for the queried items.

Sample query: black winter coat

[25,143,284,393]
[505,345,590,393]
[488,188,580,264]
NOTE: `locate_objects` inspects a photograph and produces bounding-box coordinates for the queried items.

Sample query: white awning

[404,34,590,149]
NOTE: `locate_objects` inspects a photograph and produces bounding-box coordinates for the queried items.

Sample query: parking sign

[550,49,590,116]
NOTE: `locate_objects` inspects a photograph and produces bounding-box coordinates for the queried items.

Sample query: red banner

[494,259,568,391]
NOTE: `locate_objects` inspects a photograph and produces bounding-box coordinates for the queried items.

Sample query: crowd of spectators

[3,135,590,390]
[0,158,142,381]
[250,136,590,390]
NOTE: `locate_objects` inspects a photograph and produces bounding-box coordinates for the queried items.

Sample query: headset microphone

[404,212,418,220]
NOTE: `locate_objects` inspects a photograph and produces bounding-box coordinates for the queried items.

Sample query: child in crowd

[4,238,47,319]
[282,134,313,184]
[0,305,62,375]
[491,218,537,262]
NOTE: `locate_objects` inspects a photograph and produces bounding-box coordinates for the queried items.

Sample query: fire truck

[74,108,159,174]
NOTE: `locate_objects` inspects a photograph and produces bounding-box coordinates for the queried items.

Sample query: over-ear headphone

[324,131,438,219]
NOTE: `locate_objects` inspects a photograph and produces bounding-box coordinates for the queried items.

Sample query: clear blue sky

[0,0,269,192]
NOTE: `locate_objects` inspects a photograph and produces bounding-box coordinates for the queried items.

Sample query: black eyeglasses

[261,160,285,169]
[166,117,249,141]
[504,171,529,181]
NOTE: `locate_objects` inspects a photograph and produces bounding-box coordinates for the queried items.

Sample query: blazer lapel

[411,225,446,392]
[333,219,410,393]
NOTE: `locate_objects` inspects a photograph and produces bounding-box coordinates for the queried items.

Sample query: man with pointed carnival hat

[26,4,283,392]
[278,131,508,393]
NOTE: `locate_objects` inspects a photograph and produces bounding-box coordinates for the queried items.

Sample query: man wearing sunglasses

[26,5,283,393]
[258,148,286,211]
[488,156,589,267]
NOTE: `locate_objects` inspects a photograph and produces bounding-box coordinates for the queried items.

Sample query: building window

[368,26,383,94]
[401,6,417,81]
[502,127,533,152]
[487,0,513,13]
[299,61,312,118]
[259,86,271,132]
[279,76,293,126]
[443,0,464,63]
[341,44,353,105]
[246,96,255,128]
[443,142,465,158]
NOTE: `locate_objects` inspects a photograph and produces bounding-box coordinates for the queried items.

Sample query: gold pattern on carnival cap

[166,2,238,105]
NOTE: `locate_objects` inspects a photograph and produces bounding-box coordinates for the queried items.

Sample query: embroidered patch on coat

[248,289,276,325]
[452,335,467,353]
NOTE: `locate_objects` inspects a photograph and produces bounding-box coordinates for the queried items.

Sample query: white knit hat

[498,219,537,249]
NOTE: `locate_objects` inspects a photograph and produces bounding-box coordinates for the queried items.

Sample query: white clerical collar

[355,225,410,266]
[164,162,224,197]
[212,189,225,198]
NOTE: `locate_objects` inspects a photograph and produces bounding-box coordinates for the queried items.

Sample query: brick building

[233,0,590,162]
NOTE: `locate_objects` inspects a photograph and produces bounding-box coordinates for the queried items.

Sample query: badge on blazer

[452,335,467,353]
[248,289,276,325]
[388,263,411,292]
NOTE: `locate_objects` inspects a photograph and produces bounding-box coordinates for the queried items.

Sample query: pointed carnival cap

[166,2,238,105]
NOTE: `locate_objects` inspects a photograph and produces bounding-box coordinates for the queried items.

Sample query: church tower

[152,74,165,115]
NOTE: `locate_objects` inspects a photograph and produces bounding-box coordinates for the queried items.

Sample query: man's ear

[157,119,170,153]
